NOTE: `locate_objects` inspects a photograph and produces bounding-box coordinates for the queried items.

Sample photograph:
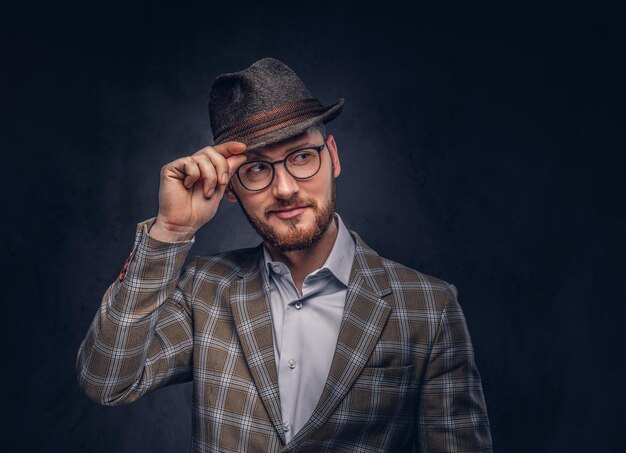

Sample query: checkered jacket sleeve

[76,219,197,405]
[417,285,492,452]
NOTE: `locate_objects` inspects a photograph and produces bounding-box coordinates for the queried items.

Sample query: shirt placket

[275,270,323,443]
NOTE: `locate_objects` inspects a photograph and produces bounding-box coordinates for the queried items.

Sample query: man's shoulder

[379,255,450,292]
[377,255,457,314]
[350,230,452,293]
[350,230,455,314]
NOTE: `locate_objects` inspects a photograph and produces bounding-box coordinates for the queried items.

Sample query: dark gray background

[2,1,624,452]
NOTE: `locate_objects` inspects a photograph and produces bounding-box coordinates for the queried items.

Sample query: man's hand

[149,141,247,242]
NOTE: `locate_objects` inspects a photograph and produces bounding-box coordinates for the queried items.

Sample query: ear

[326,134,341,178]
[224,183,238,203]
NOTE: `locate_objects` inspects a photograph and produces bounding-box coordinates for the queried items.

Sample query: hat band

[214,98,325,145]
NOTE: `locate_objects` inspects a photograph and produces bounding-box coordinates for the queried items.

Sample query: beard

[237,179,336,252]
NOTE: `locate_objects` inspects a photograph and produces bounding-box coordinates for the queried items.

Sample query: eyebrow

[246,141,319,160]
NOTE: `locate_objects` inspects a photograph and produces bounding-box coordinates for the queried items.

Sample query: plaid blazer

[77,220,492,452]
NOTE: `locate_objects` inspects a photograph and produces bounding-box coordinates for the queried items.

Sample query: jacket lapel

[292,233,393,443]
[229,247,285,444]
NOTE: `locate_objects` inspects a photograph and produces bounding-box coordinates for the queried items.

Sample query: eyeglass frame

[233,138,328,192]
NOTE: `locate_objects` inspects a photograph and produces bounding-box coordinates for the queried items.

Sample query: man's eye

[290,151,314,164]
[246,163,270,175]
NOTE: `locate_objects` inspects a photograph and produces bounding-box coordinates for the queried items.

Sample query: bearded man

[76,57,493,452]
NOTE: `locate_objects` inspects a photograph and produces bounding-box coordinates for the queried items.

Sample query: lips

[268,205,310,219]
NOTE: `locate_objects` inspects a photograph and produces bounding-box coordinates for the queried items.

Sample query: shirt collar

[263,213,355,286]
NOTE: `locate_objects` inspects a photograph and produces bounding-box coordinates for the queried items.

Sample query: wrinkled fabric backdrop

[2,2,624,452]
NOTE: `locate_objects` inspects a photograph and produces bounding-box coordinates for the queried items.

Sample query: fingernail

[221,173,229,184]
[207,188,214,198]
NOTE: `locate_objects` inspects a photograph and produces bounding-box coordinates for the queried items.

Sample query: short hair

[309,122,327,139]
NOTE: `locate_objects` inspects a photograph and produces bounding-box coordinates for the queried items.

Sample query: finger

[192,154,218,197]
[225,154,248,179]
[169,157,201,189]
[211,141,247,158]
[191,142,247,184]
[203,150,231,186]
[212,154,248,199]
[183,158,200,189]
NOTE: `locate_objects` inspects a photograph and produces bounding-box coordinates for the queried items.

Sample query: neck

[265,218,339,291]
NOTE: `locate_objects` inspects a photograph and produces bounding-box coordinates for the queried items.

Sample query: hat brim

[230,98,344,151]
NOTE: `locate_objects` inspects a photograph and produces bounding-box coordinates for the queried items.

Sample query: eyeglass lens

[237,146,323,191]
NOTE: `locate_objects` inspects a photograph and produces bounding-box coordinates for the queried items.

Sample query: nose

[271,163,299,199]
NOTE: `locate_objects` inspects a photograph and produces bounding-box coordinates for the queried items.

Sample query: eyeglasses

[234,142,327,191]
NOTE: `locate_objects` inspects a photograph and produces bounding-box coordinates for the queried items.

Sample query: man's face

[226,128,341,251]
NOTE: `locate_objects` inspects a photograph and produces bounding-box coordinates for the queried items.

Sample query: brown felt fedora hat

[209,57,344,150]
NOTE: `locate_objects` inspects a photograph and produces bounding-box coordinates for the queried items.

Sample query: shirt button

[283,421,290,431]
[288,359,296,369]
[294,301,303,310]
[273,265,281,273]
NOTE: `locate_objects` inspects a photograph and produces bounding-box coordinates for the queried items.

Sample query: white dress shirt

[262,213,355,443]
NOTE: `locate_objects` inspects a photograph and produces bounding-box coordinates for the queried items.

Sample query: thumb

[214,141,247,158]
[226,154,249,177]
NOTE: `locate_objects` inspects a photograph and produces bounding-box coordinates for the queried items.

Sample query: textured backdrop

[2,2,624,452]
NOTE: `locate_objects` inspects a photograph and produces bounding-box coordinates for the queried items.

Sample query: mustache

[265,197,317,217]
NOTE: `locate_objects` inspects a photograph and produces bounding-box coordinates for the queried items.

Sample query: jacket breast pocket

[358,364,415,386]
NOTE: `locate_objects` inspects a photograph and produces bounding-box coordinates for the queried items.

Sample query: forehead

[246,128,324,160]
